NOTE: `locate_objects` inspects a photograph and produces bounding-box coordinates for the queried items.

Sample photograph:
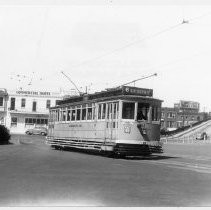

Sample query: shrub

[0,125,11,144]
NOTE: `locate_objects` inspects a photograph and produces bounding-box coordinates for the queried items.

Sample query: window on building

[167,112,176,118]
[0,97,3,106]
[32,101,37,112]
[167,121,174,128]
[46,100,51,109]
[11,117,17,127]
[21,98,26,108]
[10,98,16,110]
[55,100,61,106]
[122,102,135,120]
[25,118,48,126]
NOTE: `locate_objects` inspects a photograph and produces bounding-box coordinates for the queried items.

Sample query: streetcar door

[105,102,118,140]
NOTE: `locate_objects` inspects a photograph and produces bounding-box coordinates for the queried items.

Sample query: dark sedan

[25,127,47,136]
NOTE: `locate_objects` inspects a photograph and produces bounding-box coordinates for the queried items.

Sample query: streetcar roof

[51,86,163,108]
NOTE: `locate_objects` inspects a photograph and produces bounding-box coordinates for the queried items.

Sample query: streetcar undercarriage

[47,137,162,157]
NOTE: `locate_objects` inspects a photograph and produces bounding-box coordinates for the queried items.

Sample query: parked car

[196,132,207,140]
[25,127,47,136]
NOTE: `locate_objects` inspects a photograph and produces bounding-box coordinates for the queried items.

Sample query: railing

[161,118,211,137]
[161,135,211,144]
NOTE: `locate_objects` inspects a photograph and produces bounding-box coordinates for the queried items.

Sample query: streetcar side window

[59,110,62,121]
[92,106,96,120]
[98,103,106,120]
[55,110,59,122]
[71,109,76,121]
[107,103,110,119]
[67,109,71,121]
[113,102,119,119]
[122,102,135,119]
[152,106,161,121]
[62,109,66,121]
[102,103,106,119]
[157,107,161,121]
[76,108,81,121]
[82,107,86,120]
[49,110,53,122]
[87,107,92,120]
[98,104,102,120]
[107,103,113,119]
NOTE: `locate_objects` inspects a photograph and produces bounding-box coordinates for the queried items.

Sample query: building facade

[161,107,178,131]
[0,89,69,133]
[0,88,8,125]
[161,100,206,131]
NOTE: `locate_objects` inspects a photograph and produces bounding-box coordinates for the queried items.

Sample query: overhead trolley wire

[39,10,211,88]
[68,22,183,69]
[66,10,211,70]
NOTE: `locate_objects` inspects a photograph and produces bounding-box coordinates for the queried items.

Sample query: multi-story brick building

[161,100,206,131]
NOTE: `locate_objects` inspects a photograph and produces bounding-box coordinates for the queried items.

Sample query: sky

[0,1,211,111]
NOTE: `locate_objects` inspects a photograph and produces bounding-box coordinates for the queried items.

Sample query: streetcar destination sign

[123,86,153,97]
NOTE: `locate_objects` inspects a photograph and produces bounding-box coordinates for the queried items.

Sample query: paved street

[0,134,211,206]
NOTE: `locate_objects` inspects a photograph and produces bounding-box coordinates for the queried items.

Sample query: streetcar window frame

[122,102,135,120]
[87,106,92,121]
[61,108,67,122]
[137,102,149,121]
[71,108,76,121]
[82,106,87,121]
[152,106,161,122]
[97,103,106,121]
[67,107,71,121]
[98,103,102,120]
[76,105,82,121]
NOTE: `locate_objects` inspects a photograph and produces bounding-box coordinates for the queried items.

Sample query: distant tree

[0,125,11,144]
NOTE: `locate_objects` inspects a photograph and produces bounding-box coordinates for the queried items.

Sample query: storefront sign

[16,91,51,96]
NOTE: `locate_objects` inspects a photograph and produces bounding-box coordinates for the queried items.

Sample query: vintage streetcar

[46,86,163,157]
